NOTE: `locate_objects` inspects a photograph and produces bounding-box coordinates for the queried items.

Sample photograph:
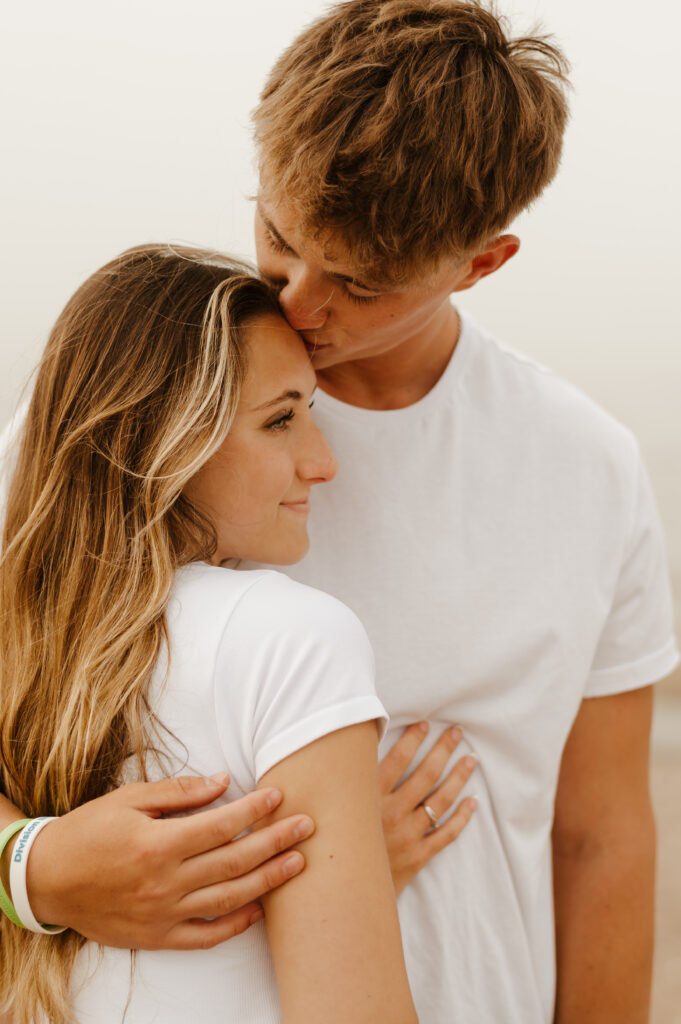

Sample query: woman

[0,245,418,1023]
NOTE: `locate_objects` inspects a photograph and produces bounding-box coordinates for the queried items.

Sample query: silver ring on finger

[422,803,438,829]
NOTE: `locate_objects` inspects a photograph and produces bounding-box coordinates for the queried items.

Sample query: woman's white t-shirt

[69,563,387,1024]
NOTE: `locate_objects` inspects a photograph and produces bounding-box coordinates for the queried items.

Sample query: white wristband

[9,817,67,934]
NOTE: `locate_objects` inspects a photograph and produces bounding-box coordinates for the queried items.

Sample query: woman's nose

[300,423,338,485]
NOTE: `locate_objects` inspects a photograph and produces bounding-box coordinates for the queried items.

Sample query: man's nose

[278,274,332,331]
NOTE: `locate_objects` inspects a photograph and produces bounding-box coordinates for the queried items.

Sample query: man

[1,2,677,1021]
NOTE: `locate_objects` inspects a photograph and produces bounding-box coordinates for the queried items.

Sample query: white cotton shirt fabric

[65,564,387,1023]
[252,310,679,1024]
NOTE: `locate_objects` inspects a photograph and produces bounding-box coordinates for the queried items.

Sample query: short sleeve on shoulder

[585,455,679,697]
[213,572,388,782]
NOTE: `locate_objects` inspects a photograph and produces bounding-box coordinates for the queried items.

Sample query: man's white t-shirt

[268,311,679,1024]
[68,564,387,1023]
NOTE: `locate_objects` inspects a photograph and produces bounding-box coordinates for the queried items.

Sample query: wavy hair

[0,244,279,1023]
[255,0,570,284]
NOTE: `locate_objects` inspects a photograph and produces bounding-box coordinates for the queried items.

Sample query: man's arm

[0,777,314,949]
[552,685,656,1024]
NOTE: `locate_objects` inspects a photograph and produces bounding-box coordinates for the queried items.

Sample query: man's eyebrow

[259,201,383,293]
[252,389,304,412]
[258,205,297,255]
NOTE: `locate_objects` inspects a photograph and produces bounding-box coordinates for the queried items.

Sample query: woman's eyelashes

[264,400,314,432]
[265,409,295,431]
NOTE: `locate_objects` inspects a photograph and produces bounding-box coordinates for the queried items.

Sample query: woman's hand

[24,775,314,949]
[378,723,477,895]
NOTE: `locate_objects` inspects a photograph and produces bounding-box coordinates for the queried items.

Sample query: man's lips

[301,332,330,353]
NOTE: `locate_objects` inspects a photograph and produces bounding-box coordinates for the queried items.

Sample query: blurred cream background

[1,0,680,1017]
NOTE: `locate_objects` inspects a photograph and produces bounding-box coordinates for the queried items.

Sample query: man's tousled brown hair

[254,0,570,283]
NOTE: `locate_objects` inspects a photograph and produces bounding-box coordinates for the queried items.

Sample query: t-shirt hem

[585,637,680,698]
[254,696,388,781]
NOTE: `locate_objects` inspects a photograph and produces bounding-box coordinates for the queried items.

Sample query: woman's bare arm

[256,722,418,1024]
[0,780,313,949]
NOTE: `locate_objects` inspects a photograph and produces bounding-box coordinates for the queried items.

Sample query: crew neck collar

[314,308,473,423]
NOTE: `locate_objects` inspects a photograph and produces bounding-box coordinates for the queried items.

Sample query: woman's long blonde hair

[0,244,279,1023]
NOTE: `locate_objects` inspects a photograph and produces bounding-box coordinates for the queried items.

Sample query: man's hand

[379,723,477,895]
[23,775,314,950]
[553,686,655,1023]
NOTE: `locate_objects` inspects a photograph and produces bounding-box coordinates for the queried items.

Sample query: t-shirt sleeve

[585,454,679,697]
[213,572,388,783]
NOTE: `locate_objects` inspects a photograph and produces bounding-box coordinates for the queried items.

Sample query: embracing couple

[0,2,677,1023]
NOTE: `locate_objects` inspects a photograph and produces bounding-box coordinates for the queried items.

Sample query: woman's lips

[280,500,311,515]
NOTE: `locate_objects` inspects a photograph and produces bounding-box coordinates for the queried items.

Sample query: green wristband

[0,818,33,928]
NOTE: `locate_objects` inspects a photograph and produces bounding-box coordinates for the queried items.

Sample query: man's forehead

[256,195,388,291]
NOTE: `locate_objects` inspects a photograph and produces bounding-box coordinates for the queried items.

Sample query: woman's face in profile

[185,314,337,566]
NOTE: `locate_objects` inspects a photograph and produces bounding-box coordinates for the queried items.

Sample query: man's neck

[317,304,460,410]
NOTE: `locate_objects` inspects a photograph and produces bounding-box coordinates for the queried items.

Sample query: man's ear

[452,235,520,292]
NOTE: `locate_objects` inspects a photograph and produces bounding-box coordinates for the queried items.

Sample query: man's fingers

[419,754,477,827]
[423,797,478,855]
[165,903,266,951]
[169,788,285,860]
[121,774,231,817]
[178,850,305,919]
[180,814,315,892]
[395,726,463,810]
[378,722,429,794]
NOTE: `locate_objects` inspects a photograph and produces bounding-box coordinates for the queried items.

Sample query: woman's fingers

[180,813,315,891]
[177,850,306,920]
[378,722,430,794]
[417,754,477,830]
[393,726,463,812]
[169,787,286,860]
[379,726,479,895]
[422,796,478,856]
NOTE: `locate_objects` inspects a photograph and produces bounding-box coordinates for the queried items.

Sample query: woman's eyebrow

[252,389,304,411]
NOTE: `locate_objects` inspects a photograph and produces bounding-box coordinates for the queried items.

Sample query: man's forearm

[553,826,655,1024]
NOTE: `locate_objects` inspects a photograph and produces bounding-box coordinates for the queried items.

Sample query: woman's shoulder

[172,562,372,658]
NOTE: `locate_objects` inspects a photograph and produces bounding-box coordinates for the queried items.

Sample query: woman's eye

[266,409,295,431]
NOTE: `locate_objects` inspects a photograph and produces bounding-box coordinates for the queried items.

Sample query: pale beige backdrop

[1,1,679,1020]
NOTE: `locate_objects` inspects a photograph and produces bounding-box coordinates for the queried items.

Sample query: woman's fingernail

[418,721,429,735]
[463,755,477,771]
[249,907,264,925]
[469,795,479,809]
[283,852,304,877]
[208,771,230,787]
[449,726,463,742]
[293,817,314,840]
